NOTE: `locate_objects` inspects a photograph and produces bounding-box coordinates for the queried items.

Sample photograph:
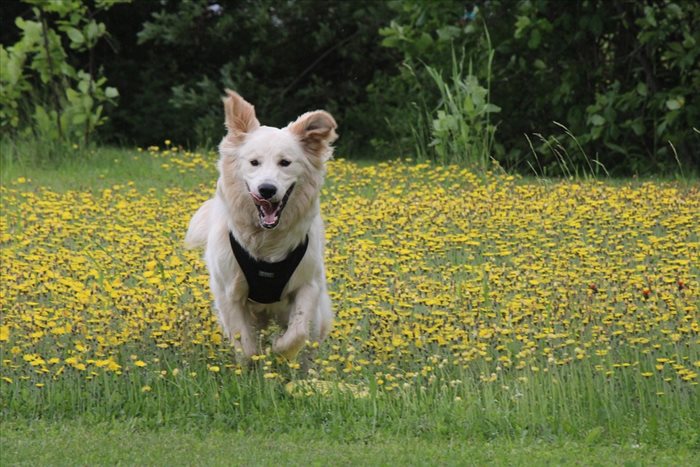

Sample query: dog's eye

[250,160,259,167]
[279,159,291,167]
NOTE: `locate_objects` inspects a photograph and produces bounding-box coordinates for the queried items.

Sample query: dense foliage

[1,0,698,174]
[0,0,119,156]
[377,0,700,174]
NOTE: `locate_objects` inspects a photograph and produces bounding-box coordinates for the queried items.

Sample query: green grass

[4,363,699,448]
[2,146,698,464]
[2,420,694,466]
[0,142,215,192]
[3,352,697,445]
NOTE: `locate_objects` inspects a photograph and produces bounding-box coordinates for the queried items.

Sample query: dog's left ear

[288,111,338,159]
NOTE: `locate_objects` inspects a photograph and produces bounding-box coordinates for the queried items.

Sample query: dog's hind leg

[184,199,212,249]
[292,288,332,373]
[316,286,333,342]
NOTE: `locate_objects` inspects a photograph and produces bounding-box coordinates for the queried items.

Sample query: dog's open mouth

[250,184,295,229]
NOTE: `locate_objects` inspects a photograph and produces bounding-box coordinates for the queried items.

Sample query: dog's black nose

[258,184,277,200]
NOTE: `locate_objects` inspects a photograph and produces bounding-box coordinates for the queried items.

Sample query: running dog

[185,90,336,361]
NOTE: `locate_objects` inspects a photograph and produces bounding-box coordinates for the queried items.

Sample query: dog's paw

[273,330,308,361]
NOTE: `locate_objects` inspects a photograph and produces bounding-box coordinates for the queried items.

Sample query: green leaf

[682,32,696,48]
[636,82,648,97]
[82,95,94,110]
[657,119,668,136]
[665,97,684,110]
[585,426,604,445]
[471,91,485,109]
[78,78,89,94]
[644,6,657,27]
[85,21,103,44]
[0,47,25,85]
[95,0,124,10]
[630,120,644,136]
[590,114,605,126]
[463,96,474,113]
[528,29,541,49]
[33,105,58,139]
[380,36,400,48]
[436,26,460,42]
[41,0,84,17]
[15,18,42,46]
[60,62,77,78]
[105,87,119,99]
[484,103,501,113]
[72,113,87,125]
[514,16,531,39]
[666,3,682,19]
[414,32,433,53]
[605,142,628,155]
[65,27,84,45]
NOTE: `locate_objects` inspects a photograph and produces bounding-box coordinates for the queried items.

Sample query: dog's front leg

[273,284,319,361]
[214,287,257,360]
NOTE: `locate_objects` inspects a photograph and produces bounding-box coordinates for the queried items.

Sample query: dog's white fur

[185,90,336,361]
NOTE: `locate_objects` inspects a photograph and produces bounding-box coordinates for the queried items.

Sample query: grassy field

[1,145,699,465]
[3,421,695,466]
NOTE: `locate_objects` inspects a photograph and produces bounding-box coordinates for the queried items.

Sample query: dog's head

[218,90,337,230]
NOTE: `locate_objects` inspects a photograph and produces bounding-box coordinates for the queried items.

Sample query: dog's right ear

[223,90,260,144]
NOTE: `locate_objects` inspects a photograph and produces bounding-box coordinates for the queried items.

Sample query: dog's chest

[229,231,308,304]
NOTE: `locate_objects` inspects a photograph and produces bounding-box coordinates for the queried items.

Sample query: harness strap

[229,231,309,304]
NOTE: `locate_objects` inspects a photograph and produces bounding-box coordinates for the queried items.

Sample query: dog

[185,90,336,362]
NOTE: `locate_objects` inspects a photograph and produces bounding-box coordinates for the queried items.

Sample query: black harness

[228,231,308,304]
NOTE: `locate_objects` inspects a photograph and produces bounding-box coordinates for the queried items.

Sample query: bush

[2,0,697,174]
[132,0,398,155]
[0,0,119,161]
[412,48,500,169]
[375,0,700,174]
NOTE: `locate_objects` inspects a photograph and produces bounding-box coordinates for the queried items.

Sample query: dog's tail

[184,199,213,249]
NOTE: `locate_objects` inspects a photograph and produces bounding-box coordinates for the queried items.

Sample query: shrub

[413,48,500,169]
[133,0,397,154]
[376,0,700,175]
[0,0,119,161]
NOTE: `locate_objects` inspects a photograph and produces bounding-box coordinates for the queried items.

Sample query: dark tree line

[2,0,698,174]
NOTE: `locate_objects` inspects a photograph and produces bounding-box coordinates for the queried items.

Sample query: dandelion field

[1,147,699,454]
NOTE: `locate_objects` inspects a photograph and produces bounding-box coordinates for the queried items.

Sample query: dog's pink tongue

[250,192,278,224]
[261,203,277,224]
